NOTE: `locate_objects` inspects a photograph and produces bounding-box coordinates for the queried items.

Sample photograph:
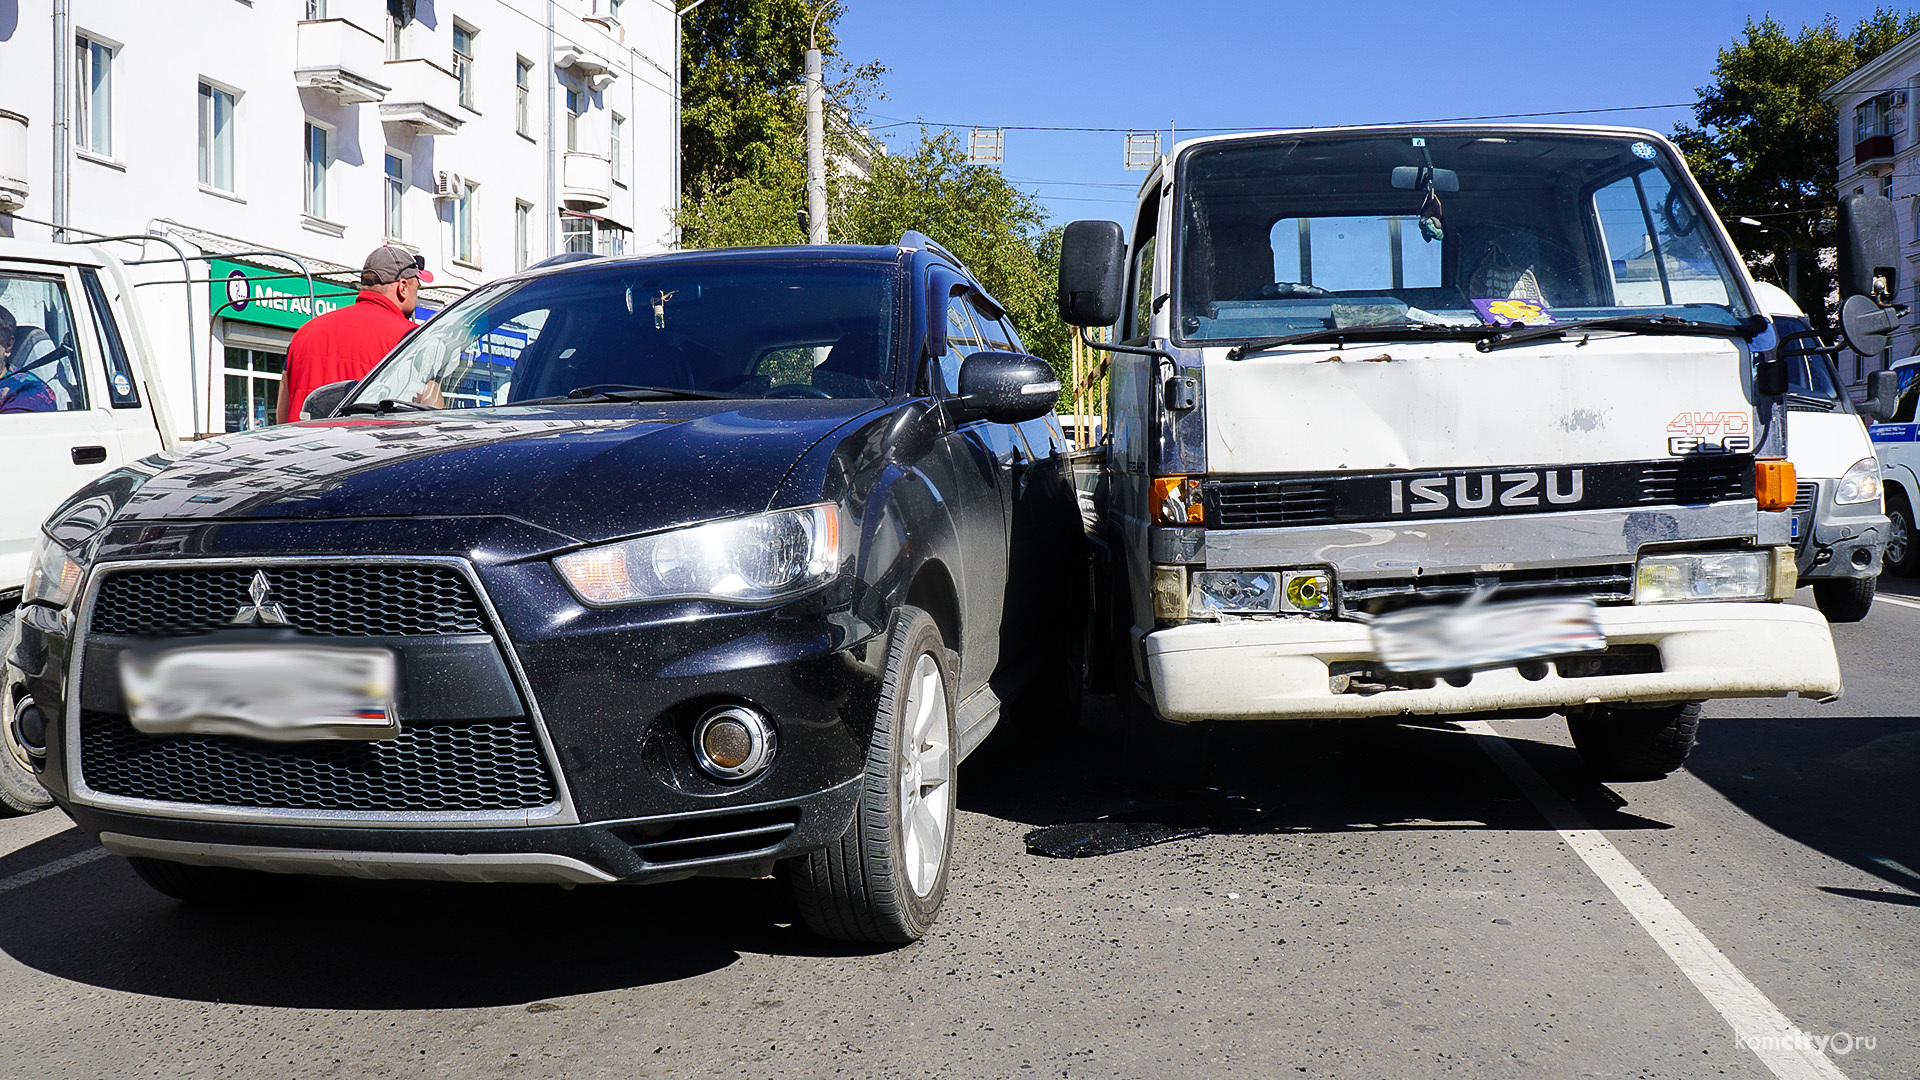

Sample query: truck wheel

[1886,489,1916,578]
[0,611,54,816]
[126,857,281,903]
[1566,702,1703,781]
[784,607,955,944]
[1813,576,1876,623]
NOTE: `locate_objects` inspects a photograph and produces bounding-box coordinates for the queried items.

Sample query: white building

[0,0,678,437]
[1826,31,1920,390]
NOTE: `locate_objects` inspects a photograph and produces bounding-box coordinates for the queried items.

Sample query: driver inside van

[0,305,60,414]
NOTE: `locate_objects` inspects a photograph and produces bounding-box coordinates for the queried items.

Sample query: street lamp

[1737,216,1799,298]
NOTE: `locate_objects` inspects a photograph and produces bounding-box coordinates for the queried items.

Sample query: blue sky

[834,1,1891,225]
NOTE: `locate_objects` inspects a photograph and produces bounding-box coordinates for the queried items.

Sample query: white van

[1751,282,1887,620]
[1868,354,1919,577]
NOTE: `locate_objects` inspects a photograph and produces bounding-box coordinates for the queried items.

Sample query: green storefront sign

[210,259,358,330]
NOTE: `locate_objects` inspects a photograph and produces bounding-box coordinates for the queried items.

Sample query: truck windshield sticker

[1472,298,1555,326]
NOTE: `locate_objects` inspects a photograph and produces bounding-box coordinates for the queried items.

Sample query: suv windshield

[349,259,900,410]
[1175,131,1754,344]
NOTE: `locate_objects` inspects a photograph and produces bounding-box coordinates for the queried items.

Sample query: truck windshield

[1174,131,1754,345]
[348,259,899,410]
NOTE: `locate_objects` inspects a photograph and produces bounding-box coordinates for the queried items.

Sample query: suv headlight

[1833,457,1883,505]
[554,504,843,606]
[1635,551,1772,603]
[24,532,85,609]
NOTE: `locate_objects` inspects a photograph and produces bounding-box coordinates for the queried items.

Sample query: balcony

[554,41,619,92]
[294,19,390,104]
[562,152,612,209]
[378,58,464,136]
[0,109,27,212]
[1855,133,1896,166]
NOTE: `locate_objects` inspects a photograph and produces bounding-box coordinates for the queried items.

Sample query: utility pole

[804,6,827,245]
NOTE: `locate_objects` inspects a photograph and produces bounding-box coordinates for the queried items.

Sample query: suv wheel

[784,607,955,943]
[0,610,54,816]
[1813,575,1876,623]
[1567,702,1703,780]
[1886,489,1915,577]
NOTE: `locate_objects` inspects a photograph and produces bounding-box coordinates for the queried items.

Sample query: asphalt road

[0,587,1914,1080]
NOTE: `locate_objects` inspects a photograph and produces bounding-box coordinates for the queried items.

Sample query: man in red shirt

[276,245,432,421]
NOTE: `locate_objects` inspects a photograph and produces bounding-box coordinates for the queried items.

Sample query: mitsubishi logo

[230,570,291,626]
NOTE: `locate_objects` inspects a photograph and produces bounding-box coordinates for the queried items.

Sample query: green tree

[1674,8,1920,323]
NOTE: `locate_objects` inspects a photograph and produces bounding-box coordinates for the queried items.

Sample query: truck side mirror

[1057,220,1126,328]
[1839,193,1897,302]
[300,379,358,420]
[950,351,1060,425]
[1863,369,1902,422]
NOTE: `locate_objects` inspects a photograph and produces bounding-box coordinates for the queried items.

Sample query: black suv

[4,234,1084,943]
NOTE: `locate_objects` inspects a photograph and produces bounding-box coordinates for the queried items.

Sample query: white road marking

[1873,593,1920,612]
[0,846,110,895]
[1462,720,1849,1080]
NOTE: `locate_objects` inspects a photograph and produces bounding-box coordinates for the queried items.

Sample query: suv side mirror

[951,351,1060,425]
[1864,369,1902,422]
[300,379,357,420]
[1057,220,1126,328]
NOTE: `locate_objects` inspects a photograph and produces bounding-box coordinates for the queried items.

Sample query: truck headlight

[1189,569,1332,616]
[1635,551,1772,603]
[24,532,85,609]
[1833,457,1883,505]
[554,504,843,606]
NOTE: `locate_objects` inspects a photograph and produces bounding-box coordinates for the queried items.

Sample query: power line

[862,101,1697,136]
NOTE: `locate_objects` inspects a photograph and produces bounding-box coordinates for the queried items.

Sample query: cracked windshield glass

[1175,131,1753,343]
[349,261,899,409]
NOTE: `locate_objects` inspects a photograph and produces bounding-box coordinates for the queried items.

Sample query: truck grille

[1340,563,1636,614]
[79,711,556,813]
[1792,482,1818,514]
[1208,457,1752,529]
[90,564,487,638]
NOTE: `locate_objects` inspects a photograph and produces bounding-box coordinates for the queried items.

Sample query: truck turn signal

[1754,459,1797,511]
[1151,476,1204,525]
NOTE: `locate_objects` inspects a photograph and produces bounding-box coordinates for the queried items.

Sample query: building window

[384,152,406,240]
[198,82,236,192]
[515,58,533,136]
[515,201,532,271]
[385,12,404,60]
[304,122,329,218]
[596,222,629,256]
[453,182,479,265]
[453,22,476,111]
[224,346,283,432]
[611,113,625,182]
[75,35,114,157]
[609,0,625,20]
[304,0,327,18]
[1855,92,1905,144]
[561,211,592,254]
[565,87,584,151]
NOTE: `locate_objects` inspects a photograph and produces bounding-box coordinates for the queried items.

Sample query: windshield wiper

[337,398,435,415]
[1226,322,1500,360]
[1784,391,1839,412]
[1475,314,1767,353]
[514,383,740,406]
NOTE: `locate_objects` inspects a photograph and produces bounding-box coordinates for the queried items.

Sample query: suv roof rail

[528,251,602,271]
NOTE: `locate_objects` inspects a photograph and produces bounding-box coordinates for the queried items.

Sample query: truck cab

[1060,125,1843,781]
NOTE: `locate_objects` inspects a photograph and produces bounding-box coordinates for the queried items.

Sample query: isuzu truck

[1058,125,1859,780]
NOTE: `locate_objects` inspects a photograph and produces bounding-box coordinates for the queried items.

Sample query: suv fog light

[693,706,776,781]
[1635,552,1770,603]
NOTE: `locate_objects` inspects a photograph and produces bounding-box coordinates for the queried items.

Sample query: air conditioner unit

[1893,90,1908,107]
[433,171,465,199]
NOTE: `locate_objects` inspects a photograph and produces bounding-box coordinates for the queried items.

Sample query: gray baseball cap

[362,245,433,285]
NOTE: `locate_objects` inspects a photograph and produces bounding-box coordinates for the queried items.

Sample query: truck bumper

[1142,602,1841,721]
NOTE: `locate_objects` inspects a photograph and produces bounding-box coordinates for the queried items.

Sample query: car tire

[784,607,955,944]
[1566,701,1703,781]
[126,857,283,904]
[1813,575,1876,623]
[0,610,54,817]
[1885,488,1916,578]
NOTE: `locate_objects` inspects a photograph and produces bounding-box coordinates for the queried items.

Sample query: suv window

[0,273,86,413]
[936,293,985,396]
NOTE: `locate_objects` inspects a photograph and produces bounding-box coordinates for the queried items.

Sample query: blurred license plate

[1370,596,1606,674]
[120,645,398,741]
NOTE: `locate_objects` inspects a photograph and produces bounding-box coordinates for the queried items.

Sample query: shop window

[223,346,283,431]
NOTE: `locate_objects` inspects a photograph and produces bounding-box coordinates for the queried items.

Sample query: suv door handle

[71,445,108,465]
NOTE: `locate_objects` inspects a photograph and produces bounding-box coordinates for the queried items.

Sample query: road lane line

[1874,594,1920,612]
[0,846,110,895]
[1461,720,1849,1080]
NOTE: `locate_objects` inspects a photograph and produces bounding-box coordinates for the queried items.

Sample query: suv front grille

[80,711,556,813]
[1340,563,1635,614]
[90,564,487,638]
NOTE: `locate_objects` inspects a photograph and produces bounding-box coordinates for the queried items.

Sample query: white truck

[0,239,180,812]
[1058,125,1852,782]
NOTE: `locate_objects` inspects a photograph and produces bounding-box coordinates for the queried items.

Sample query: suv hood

[108,400,879,545]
